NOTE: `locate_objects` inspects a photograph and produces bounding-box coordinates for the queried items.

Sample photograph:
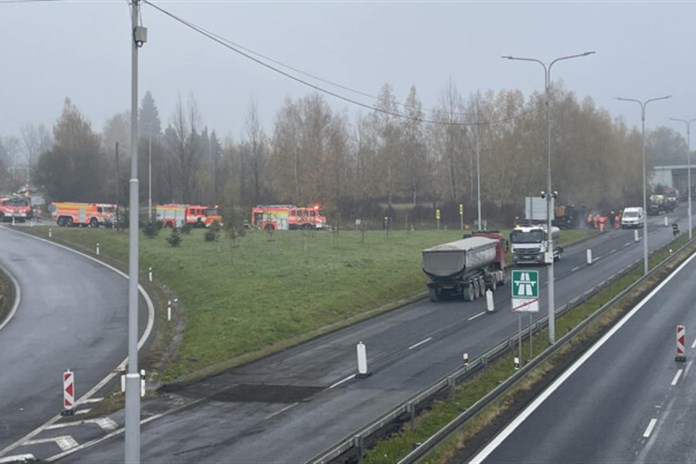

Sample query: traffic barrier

[676,325,687,362]
[62,370,75,415]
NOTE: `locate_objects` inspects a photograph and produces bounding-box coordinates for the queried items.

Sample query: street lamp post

[127,1,146,462]
[668,117,695,240]
[617,96,672,276]
[503,51,594,345]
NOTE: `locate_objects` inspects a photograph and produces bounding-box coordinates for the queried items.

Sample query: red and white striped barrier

[62,370,75,415]
[676,325,687,362]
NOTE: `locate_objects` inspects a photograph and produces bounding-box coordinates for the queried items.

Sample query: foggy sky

[3,1,696,143]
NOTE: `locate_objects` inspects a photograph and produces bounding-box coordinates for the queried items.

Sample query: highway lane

[470,244,696,464]
[58,206,693,463]
[0,227,151,454]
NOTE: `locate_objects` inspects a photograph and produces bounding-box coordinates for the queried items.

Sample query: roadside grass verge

[0,266,15,326]
[363,233,693,464]
[16,225,594,385]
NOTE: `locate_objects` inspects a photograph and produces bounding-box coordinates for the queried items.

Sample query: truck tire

[428,287,440,302]
[66,217,73,227]
[90,218,99,228]
[487,277,497,292]
[473,279,481,300]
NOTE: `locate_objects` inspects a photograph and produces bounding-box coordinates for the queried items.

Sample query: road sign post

[512,270,539,366]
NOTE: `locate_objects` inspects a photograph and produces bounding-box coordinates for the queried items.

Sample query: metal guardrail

[310,235,692,464]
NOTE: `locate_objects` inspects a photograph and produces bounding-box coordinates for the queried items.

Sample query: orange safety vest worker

[587,213,593,227]
[593,215,599,229]
[599,215,606,231]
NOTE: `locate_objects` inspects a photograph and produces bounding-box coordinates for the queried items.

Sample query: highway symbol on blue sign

[511,270,539,312]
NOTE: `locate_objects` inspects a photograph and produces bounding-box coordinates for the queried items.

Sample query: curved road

[0,226,150,454]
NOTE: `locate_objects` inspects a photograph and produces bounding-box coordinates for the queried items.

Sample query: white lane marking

[264,402,298,420]
[685,360,694,376]
[329,374,356,389]
[691,337,696,349]
[468,311,486,321]
[593,256,602,262]
[0,455,36,463]
[610,248,617,254]
[46,417,118,432]
[0,260,21,333]
[643,418,658,438]
[409,337,433,350]
[25,436,78,451]
[80,397,103,404]
[468,250,696,464]
[74,409,91,416]
[623,242,632,248]
[571,266,581,272]
[671,369,683,386]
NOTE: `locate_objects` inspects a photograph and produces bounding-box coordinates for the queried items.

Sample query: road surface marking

[25,436,78,451]
[329,374,356,389]
[671,369,683,386]
[468,251,696,464]
[75,409,91,416]
[81,397,103,404]
[264,402,298,420]
[610,248,617,254]
[0,455,36,463]
[691,337,696,349]
[643,418,658,438]
[468,311,486,321]
[409,337,433,350]
[571,266,581,273]
[685,360,694,376]
[47,418,118,432]
[623,242,632,248]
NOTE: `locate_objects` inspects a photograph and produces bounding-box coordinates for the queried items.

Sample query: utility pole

[115,142,120,231]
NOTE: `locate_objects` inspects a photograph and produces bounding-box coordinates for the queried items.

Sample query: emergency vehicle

[0,196,33,222]
[251,205,327,231]
[156,204,222,228]
[49,202,118,227]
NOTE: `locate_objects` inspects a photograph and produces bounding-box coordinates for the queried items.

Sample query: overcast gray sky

[3,1,696,142]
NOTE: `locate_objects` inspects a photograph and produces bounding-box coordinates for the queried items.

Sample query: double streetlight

[502,51,595,345]
[616,96,672,276]
[668,117,694,241]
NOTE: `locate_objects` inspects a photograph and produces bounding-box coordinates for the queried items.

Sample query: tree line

[0,82,690,228]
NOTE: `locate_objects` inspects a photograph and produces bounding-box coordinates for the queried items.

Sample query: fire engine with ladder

[251,205,327,231]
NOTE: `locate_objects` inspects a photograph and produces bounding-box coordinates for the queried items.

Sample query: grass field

[25,225,594,382]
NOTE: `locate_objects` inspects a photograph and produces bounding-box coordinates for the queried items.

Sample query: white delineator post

[586,249,593,264]
[634,230,639,242]
[356,341,369,377]
[486,289,494,312]
[463,352,469,367]
[62,370,75,415]
[148,267,152,283]
[49,228,52,238]
[664,216,669,227]
[96,243,100,256]
[167,300,171,322]
[676,325,687,362]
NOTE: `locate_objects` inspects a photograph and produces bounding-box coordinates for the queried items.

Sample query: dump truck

[422,231,507,302]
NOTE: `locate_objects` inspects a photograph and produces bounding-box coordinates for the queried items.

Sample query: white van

[621,207,645,229]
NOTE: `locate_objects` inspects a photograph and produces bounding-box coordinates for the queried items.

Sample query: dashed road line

[671,369,683,386]
[25,436,78,452]
[264,402,298,420]
[329,374,356,389]
[80,397,103,404]
[643,418,658,438]
[571,266,581,273]
[409,337,433,350]
[468,311,486,321]
[74,409,91,416]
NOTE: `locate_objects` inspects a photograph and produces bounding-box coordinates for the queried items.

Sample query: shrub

[167,228,182,247]
[142,221,161,238]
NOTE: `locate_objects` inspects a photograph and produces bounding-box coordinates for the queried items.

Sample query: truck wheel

[90,218,99,228]
[473,280,481,300]
[487,278,497,292]
[428,287,440,302]
[65,217,73,227]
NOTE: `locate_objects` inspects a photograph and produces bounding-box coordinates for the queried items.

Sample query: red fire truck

[156,204,222,228]
[251,205,327,231]
[49,202,117,227]
[0,196,34,222]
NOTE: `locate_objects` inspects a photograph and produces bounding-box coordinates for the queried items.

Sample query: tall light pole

[127,1,146,462]
[668,117,695,240]
[476,103,482,231]
[502,51,594,345]
[148,134,152,223]
[617,96,672,276]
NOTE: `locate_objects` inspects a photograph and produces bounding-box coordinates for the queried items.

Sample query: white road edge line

[0,261,21,333]
[409,337,433,350]
[329,374,356,389]
[0,228,156,458]
[671,369,683,386]
[0,454,36,463]
[571,266,581,273]
[468,250,696,464]
[264,402,298,420]
[468,311,486,321]
[643,418,658,438]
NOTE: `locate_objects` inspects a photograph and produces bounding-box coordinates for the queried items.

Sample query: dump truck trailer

[423,232,507,302]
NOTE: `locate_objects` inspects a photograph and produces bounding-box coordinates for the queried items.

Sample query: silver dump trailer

[423,235,506,302]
